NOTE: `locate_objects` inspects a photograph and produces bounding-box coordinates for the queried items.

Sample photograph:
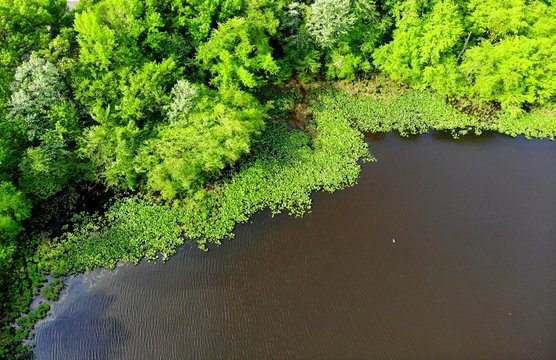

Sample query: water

[34,133,556,359]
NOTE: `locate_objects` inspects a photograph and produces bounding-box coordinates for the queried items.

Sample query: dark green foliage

[14,302,50,342]
[276,2,321,80]
[0,182,32,358]
[41,278,64,301]
[8,55,83,199]
[0,181,31,299]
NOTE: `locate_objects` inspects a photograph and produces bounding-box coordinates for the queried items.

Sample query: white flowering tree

[306,0,356,48]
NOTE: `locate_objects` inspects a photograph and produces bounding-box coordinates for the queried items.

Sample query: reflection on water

[35,134,556,359]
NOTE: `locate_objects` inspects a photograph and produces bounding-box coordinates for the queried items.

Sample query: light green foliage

[196,7,280,89]
[138,85,266,199]
[73,0,182,112]
[73,10,116,71]
[37,27,80,79]
[81,112,141,190]
[325,42,372,80]
[374,0,464,87]
[0,182,31,243]
[324,86,555,139]
[375,0,556,111]
[170,0,245,46]
[468,0,529,39]
[494,108,556,140]
[166,80,199,124]
[117,58,179,123]
[74,0,182,190]
[460,0,556,113]
[322,88,478,136]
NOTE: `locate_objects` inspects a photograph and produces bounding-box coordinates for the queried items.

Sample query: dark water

[34,133,556,360]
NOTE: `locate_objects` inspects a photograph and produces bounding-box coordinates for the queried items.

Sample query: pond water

[34,133,556,359]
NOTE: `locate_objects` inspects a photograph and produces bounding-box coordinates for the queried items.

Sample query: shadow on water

[431,129,503,143]
[361,131,386,142]
[364,130,509,145]
[364,131,431,145]
[34,287,128,360]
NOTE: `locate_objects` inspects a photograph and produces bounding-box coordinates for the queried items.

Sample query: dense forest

[1,0,555,357]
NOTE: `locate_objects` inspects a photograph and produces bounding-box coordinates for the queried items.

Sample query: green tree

[373,0,465,89]
[7,55,82,199]
[73,0,182,190]
[196,6,280,89]
[138,83,266,199]
[277,2,321,79]
[0,182,30,243]
[374,0,556,111]
[0,0,69,119]
[460,0,556,112]
[8,55,68,141]
[169,0,244,46]
[305,0,386,80]
[0,181,31,286]
[79,58,180,190]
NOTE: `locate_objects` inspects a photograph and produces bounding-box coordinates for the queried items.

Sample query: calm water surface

[34,133,556,359]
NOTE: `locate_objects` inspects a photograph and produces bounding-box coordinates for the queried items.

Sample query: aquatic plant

[44,92,372,273]
[318,88,556,140]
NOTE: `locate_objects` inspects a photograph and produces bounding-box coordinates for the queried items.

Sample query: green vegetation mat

[322,88,556,139]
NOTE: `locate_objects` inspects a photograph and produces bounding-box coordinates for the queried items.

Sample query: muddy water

[34,133,556,359]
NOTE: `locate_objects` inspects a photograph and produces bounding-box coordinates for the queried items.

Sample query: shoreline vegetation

[1,0,555,357]
[43,81,556,273]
